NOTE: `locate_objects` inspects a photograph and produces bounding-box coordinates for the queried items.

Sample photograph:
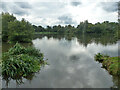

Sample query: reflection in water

[3,68,37,88]
[34,33,118,47]
[2,34,119,88]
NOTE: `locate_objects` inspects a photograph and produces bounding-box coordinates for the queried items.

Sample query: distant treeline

[33,20,119,34]
[1,12,120,43]
[33,19,120,40]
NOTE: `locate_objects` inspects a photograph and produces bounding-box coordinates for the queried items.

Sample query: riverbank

[95,53,120,76]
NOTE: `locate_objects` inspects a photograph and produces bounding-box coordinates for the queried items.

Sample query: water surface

[2,34,119,88]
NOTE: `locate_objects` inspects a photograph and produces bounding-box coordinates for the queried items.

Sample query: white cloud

[0,0,118,27]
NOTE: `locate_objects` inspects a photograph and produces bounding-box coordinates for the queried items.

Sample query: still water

[2,34,119,88]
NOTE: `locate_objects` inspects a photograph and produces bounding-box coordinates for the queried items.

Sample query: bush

[2,43,47,79]
[1,12,34,43]
[95,53,119,76]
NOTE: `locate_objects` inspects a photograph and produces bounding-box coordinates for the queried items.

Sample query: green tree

[2,12,16,41]
[8,18,34,43]
[33,25,45,32]
[46,26,52,32]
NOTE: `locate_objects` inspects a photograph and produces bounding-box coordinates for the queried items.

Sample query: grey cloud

[12,8,28,15]
[58,16,76,24]
[71,2,81,6]
[1,2,29,16]
[99,2,118,12]
[33,2,66,14]
[0,3,2,11]
[118,2,120,11]
[0,2,7,11]
[14,2,32,9]
[27,2,67,19]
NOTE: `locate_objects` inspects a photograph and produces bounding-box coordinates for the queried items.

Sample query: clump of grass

[95,53,109,62]
[95,53,120,76]
[2,43,47,79]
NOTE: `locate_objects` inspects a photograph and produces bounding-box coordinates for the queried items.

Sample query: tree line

[1,12,120,43]
[33,20,119,35]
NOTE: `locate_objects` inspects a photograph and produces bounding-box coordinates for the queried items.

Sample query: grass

[95,53,120,76]
[2,43,47,79]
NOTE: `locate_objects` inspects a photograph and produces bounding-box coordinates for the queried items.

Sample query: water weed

[2,43,47,79]
[95,53,120,76]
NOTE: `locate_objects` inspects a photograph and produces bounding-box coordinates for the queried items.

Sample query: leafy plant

[2,12,34,43]
[95,53,119,76]
[94,53,104,62]
[2,43,47,79]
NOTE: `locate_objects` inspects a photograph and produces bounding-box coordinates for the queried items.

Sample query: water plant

[2,43,47,79]
[95,53,120,76]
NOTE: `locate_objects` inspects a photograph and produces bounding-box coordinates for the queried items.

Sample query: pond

[2,34,119,88]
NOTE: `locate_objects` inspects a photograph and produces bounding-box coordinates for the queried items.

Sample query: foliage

[2,12,16,42]
[2,12,119,42]
[2,12,34,43]
[2,43,47,79]
[95,53,120,76]
[8,19,34,43]
[95,53,104,62]
[33,20,118,39]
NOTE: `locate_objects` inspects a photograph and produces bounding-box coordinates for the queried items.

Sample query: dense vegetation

[33,20,119,39]
[2,43,47,79]
[1,12,48,85]
[2,12,34,43]
[1,12,119,44]
[95,53,120,76]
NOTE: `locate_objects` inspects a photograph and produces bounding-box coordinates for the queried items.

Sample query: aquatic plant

[95,53,109,62]
[2,43,47,79]
[95,53,104,62]
[95,53,120,76]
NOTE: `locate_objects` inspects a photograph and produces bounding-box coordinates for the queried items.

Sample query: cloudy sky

[0,0,119,27]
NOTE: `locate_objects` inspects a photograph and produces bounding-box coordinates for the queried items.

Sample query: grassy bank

[95,53,120,76]
[2,43,47,79]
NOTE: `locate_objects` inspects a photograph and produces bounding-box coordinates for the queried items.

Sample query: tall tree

[2,12,16,41]
[8,18,34,43]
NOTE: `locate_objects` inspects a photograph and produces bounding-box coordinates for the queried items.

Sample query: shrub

[95,53,119,76]
[2,43,47,79]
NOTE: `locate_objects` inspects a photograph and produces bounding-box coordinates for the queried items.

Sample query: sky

[0,0,119,27]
